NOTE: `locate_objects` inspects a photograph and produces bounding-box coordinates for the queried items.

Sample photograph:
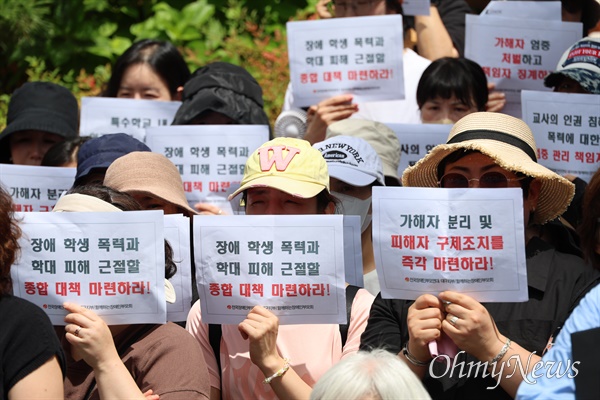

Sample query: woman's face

[420,96,478,124]
[441,152,540,224]
[330,177,371,200]
[9,130,63,166]
[116,63,173,101]
[245,188,319,215]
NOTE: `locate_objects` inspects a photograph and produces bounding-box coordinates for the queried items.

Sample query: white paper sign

[287,15,405,107]
[11,211,166,325]
[373,187,528,302]
[388,123,451,177]
[521,90,600,182]
[145,125,269,210]
[164,214,192,322]
[343,215,364,288]
[465,15,582,117]
[0,165,75,212]
[194,215,346,324]
[402,0,431,16]
[79,97,181,141]
[481,1,561,21]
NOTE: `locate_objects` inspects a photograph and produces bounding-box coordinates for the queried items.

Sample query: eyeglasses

[438,171,527,188]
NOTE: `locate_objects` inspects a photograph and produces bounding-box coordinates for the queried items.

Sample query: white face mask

[332,191,372,233]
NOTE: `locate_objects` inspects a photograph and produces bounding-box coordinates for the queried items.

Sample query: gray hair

[310,349,431,400]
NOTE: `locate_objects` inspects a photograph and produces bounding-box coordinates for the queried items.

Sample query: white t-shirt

[283,48,431,125]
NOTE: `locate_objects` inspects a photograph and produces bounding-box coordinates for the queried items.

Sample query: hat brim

[544,69,600,94]
[228,175,327,200]
[130,190,198,217]
[328,164,378,187]
[0,110,78,140]
[402,139,575,224]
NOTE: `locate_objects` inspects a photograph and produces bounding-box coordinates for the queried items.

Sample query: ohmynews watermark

[429,351,579,390]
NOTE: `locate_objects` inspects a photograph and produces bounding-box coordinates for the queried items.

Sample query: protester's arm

[304,95,358,144]
[413,6,459,60]
[63,302,148,400]
[8,355,64,400]
[439,291,541,397]
[238,306,312,400]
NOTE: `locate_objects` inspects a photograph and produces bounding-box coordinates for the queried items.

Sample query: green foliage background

[0,0,320,130]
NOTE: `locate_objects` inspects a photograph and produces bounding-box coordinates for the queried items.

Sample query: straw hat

[402,112,575,224]
[104,152,197,216]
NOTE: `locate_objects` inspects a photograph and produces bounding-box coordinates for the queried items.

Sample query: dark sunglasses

[438,171,527,189]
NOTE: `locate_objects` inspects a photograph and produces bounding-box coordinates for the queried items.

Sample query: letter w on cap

[258,145,300,171]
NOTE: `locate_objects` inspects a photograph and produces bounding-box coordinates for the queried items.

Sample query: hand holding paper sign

[304,95,358,145]
[64,302,118,368]
[439,291,504,362]
[238,305,282,372]
[405,294,443,372]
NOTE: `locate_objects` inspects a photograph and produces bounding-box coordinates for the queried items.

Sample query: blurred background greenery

[0,0,320,129]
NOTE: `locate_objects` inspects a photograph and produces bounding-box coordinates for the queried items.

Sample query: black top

[360,236,600,400]
[0,295,66,399]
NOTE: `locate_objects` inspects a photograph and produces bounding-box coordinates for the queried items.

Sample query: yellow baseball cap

[229,137,329,200]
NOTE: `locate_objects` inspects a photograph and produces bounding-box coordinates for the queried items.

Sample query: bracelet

[402,342,430,367]
[489,338,512,364]
[263,358,291,384]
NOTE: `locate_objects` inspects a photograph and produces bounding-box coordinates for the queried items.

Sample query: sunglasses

[438,171,527,189]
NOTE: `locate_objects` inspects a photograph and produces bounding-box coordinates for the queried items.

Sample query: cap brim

[327,164,377,187]
[228,175,326,200]
[545,69,600,94]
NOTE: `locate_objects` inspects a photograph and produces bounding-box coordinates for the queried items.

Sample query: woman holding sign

[360,112,600,399]
[0,185,65,399]
[54,185,210,400]
[186,137,374,400]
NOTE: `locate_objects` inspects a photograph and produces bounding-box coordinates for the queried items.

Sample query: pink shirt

[186,289,374,400]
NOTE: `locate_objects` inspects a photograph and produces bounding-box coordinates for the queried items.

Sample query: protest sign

[287,15,404,107]
[164,214,193,322]
[465,15,582,117]
[522,90,600,182]
[145,125,269,211]
[373,187,528,302]
[481,1,561,20]
[194,215,346,324]
[388,123,451,176]
[343,215,364,288]
[12,211,166,325]
[0,165,75,212]
[79,97,181,141]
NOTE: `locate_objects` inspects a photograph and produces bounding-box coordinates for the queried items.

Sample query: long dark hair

[417,57,489,111]
[579,168,600,269]
[102,39,191,99]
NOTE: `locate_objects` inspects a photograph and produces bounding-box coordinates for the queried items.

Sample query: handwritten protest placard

[373,187,527,302]
[388,123,451,177]
[194,215,346,324]
[287,15,404,107]
[164,214,192,322]
[465,15,582,117]
[12,211,166,325]
[145,125,269,210]
[522,90,600,182]
[79,97,181,141]
[0,165,75,212]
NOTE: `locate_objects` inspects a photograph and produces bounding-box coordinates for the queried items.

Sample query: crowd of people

[1,1,600,399]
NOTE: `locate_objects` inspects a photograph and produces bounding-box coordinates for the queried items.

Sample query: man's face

[552,75,589,94]
[245,188,319,215]
[334,0,387,17]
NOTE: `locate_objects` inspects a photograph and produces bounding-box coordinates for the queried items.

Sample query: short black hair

[417,57,488,111]
[103,39,191,98]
